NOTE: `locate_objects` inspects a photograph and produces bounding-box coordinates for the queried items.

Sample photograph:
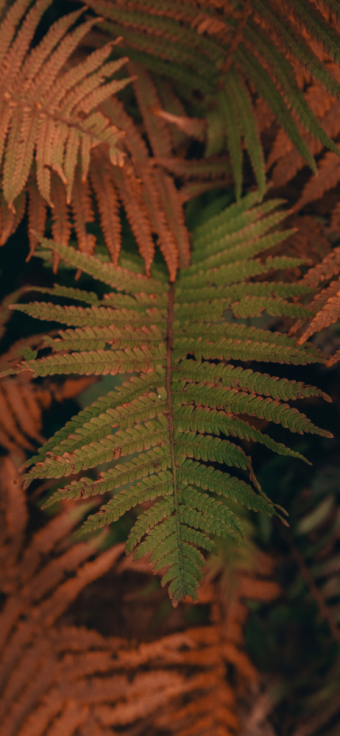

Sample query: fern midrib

[167,282,184,593]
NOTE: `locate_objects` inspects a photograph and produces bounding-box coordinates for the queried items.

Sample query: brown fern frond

[0,3,128,206]
[0,377,46,451]
[152,167,191,271]
[0,371,92,455]
[0,0,135,265]
[102,95,182,279]
[0,458,126,733]
[0,294,93,455]
[326,345,340,365]
[50,172,72,272]
[330,201,340,230]
[288,234,340,361]
[140,168,180,279]
[219,0,253,78]
[27,177,47,258]
[268,78,340,170]
[297,278,340,344]
[157,156,230,181]
[0,380,37,452]
[71,167,96,258]
[150,546,280,736]
[129,63,191,269]
[304,77,335,117]
[129,62,173,159]
[111,163,155,277]
[0,190,26,246]
[273,215,331,276]
[300,244,340,287]
[103,97,182,279]
[253,96,275,133]
[0,288,26,341]
[270,100,340,187]
[296,147,340,211]
[90,146,121,266]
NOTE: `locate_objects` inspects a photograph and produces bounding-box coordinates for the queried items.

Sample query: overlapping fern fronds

[0,1,230,277]
[4,0,340,275]
[79,0,340,198]
[3,194,333,603]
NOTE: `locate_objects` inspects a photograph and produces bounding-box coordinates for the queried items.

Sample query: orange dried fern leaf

[297,278,340,344]
[300,244,340,287]
[111,163,155,277]
[90,146,122,266]
[0,191,26,246]
[27,177,47,259]
[296,148,340,210]
[0,3,128,206]
[130,63,191,269]
[0,294,94,455]
[326,346,340,366]
[71,168,96,258]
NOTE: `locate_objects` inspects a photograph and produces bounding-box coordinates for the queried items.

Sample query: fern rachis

[4,195,332,604]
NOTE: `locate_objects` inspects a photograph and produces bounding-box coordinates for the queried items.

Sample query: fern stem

[167,282,185,599]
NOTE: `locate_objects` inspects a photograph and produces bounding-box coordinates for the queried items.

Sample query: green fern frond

[12,194,331,604]
[224,70,266,198]
[292,0,340,65]
[245,24,340,158]
[253,0,340,99]
[217,89,243,202]
[237,46,317,172]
